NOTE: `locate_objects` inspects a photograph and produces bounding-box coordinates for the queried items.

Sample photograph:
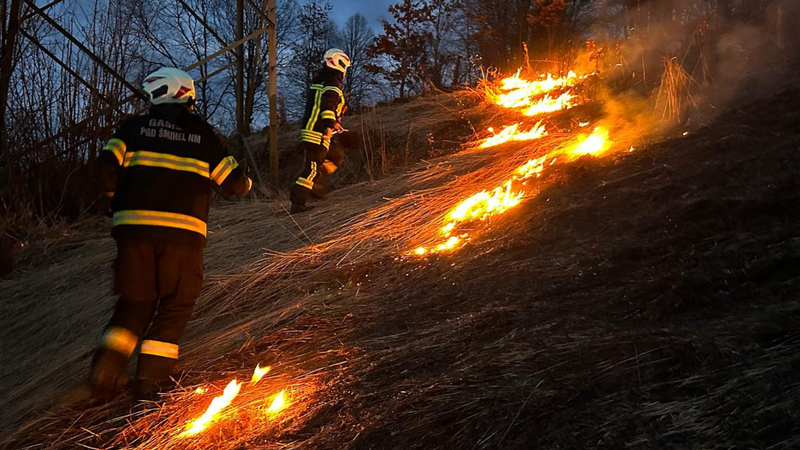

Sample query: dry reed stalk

[655,57,696,123]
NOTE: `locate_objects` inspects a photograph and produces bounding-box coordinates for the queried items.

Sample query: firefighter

[91,67,252,400]
[290,48,351,214]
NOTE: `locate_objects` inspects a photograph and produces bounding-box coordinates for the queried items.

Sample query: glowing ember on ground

[180,364,287,438]
[410,127,613,257]
[479,122,547,148]
[267,390,287,414]
[181,380,242,437]
[251,364,271,384]
[411,154,552,256]
[567,127,611,157]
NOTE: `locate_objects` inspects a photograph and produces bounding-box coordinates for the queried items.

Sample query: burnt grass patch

[3,90,799,449]
[292,91,800,449]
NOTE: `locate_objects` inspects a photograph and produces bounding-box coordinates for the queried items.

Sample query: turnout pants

[92,239,203,392]
[290,138,346,207]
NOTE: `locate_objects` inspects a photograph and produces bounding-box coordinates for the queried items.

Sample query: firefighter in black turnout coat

[290,48,353,214]
[91,67,252,400]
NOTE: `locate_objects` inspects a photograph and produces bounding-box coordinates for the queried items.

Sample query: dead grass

[2,83,800,449]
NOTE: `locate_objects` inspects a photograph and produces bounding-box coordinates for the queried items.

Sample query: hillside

[1,83,799,449]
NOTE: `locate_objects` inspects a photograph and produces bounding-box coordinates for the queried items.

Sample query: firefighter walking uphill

[290,48,354,214]
[91,67,252,400]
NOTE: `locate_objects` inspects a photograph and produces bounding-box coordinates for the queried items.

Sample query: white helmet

[142,67,196,105]
[323,48,351,74]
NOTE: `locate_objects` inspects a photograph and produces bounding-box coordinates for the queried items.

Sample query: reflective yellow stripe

[301,130,323,139]
[102,326,138,356]
[140,340,179,359]
[336,97,345,116]
[123,151,210,178]
[210,156,239,185]
[322,137,330,150]
[103,138,126,165]
[113,210,207,236]
[305,86,324,132]
[301,130,324,145]
[321,86,343,97]
[305,85,343,137]
[308,161,318,183]
[295,177,313,189]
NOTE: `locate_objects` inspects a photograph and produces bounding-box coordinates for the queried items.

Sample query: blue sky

[328,0,394,31]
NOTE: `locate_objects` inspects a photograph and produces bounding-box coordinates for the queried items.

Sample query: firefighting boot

[89,349,130,401]
[133,377,176,401]
[134,352,178,401]
[290,203,315,214]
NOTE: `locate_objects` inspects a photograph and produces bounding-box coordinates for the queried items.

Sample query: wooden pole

[268,0,278,189]
[236,0,244,137]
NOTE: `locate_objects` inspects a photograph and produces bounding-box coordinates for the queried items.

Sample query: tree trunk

[0,0,21,166]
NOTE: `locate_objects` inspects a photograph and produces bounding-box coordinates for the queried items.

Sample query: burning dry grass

[3,70,625,448]
[5,71,799,449]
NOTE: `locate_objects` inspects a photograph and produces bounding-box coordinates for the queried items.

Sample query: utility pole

[235,0,244,138]
[268,0,278,189]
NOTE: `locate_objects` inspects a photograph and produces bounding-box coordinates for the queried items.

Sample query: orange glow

[479,122,547,148]
[181,380,242,437]
[488,70,586,116]
[493,70,582,108]
[522,93,578,117]
[447,180,522,222]
[568,127,611,157]
[251,364,271,384]
[411,152,558,256]
[267,390,287,414]
[410,106,616,257]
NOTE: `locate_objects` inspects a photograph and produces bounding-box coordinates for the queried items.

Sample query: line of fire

[2,0,800,449]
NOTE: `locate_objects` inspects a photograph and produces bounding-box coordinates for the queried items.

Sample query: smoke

[590,0,800,126]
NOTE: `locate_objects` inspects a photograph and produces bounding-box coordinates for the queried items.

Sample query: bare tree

[284,0,339,118]
[0,0,22,166]
[341,13,375,110]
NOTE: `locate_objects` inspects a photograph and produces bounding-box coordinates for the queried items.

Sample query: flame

[493,70,582,108]
[568,127,611,157]
[448,180,522,222]
[251,364,271,384]
[412,154,554,256]
[489,70,585,116]
[181,380,242,437]
[410,124,615,257]
[479,122,547,148]
[522,93,578,117]
[267,390,287,414]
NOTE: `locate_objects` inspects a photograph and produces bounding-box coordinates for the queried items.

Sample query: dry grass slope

[2,88,799,449]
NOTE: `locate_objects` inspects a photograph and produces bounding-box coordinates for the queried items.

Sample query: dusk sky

[328,0,395,31]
